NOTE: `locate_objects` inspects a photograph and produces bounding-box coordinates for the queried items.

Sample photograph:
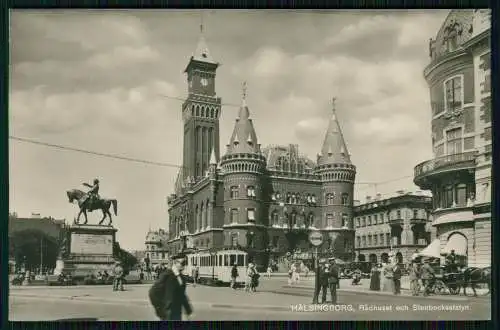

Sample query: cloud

[9,10,446,250]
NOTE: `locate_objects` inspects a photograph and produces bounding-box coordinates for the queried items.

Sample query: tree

[113,242,138,275]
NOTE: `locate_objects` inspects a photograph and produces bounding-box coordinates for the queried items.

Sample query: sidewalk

[280,278,490,300]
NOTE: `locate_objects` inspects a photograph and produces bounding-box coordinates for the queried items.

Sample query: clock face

[201,78,208,87]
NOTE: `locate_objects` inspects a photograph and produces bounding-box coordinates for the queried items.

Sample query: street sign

[308,231,323,246]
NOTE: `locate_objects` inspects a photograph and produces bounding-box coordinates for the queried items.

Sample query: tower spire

[317,97,351,165]
[242,81,247,106]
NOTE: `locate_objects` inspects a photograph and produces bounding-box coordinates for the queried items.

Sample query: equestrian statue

[66,178,118,226]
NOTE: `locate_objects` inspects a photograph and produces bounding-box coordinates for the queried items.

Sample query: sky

[9,9,450,250]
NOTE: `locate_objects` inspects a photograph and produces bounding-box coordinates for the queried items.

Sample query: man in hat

[327,257,340,304]
[112,261,124,291]
[313,259,329,304]
[150,254,193,320]
[420,258,436,296]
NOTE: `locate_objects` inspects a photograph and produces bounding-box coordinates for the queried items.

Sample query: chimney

[353,200,360,206]
[396,190,405,195]
[375,193,382,200]
[366,196,372,203]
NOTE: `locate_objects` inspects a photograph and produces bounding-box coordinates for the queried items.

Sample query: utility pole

[39,236,43,275]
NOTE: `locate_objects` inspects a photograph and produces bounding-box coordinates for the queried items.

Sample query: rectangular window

[367,216,371,226]
[396,210,401,219]
[386,233,390,246]
[356,236,360,247]
[362,217,366,227]
[326,214,334,227]
[444,76,463,111]
[231,234,238,246]
[356,218,360,228]
[380,234,384,246]
[219,255,222,266]
[368,235,372,246]
[342,214,348,227]
[362,236,366,247]
[247,209,255,222]
[230,186,239,199]
[230,208,239,223]
[374,235,378,246]
[272,236,279,248]
[230,254,236,266]
[237,254,244,266]
[247,186,256,198]
[341,193,349,205]
[446,127,463,155]
[224,255,229,266]
[374,214,378,224]
[444,185,454,208]
[456,184,467,207]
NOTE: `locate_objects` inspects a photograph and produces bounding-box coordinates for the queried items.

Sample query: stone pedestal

[56,224,118,278]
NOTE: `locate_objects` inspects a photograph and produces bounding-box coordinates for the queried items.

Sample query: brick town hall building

[166,29,356,269]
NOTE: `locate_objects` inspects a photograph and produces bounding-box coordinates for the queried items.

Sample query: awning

[443,234,467,256]
[417,239,441,258]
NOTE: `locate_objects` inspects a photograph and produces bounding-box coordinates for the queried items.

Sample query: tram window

[230,254,236,266]
[219,255,223,266]
[237,254,244,266]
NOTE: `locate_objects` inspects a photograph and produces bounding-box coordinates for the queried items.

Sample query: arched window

[326,214,334,227]
[307,213,314,228]
[247,186,256,198]
[286,193,291,204]
[326,193,334,205]
[271,211,279,226]
[342,214,349,228]
[341,193,349,205]
[195,105,200,116]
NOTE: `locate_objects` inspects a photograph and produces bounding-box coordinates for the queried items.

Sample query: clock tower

[182,24,221,182]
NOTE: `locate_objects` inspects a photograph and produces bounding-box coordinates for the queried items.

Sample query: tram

[185,247,248,285]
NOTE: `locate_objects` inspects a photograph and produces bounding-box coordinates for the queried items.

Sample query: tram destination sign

[308,230,323,247]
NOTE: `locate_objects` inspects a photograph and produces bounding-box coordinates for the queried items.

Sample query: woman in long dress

[370,264,381,291]
[382,262,395,292]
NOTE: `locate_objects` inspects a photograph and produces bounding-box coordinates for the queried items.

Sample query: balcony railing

[414,151,477,181]
[389,218,404,226]
[410,218,428,226]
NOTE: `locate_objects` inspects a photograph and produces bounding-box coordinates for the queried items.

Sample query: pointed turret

[317,98,351,166]
[226,82,260,155]
[209,148,217,165]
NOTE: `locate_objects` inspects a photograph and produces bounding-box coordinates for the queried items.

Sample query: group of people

[313,257,340,304]
[409,250,460,296]
[228,262,260,292]
[368,260,404,294]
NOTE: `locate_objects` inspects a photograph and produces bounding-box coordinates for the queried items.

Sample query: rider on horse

[83,178,100,207]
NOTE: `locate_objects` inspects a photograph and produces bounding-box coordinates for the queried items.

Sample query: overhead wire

[10,135,414,188]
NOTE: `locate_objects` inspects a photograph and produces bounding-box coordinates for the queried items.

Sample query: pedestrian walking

[112,261,124,292]
[369,264,381,291]
[230,263,239,289]
[245,263,256,292]
[421,259,436,296]
[191,266,199,287]
[304,265,309,278]
[409,260,421,296]
[148,254,193,321]
[327,258,339,304]
[392,263,402,295]
[381,261,394,292]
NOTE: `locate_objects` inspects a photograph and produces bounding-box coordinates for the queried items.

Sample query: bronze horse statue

[67,189,118,226]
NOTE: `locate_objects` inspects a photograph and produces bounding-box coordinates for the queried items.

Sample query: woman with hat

[245,263,256,292]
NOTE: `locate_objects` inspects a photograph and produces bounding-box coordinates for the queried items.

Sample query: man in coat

[112,261,124,292]
[312,259,328,304]
[151,254,193,320]
[420,259,436,296]
[327,257,340,304]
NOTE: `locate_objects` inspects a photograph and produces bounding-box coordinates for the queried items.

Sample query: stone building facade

[414,9,491,267]
[166,29,356,269]
[354,193,433,265]
[144,228,170,266]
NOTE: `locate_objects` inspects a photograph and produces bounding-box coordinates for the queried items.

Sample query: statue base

[57,224,118,278]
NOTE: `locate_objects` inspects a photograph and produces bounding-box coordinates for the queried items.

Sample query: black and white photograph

[8,9,491,321]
